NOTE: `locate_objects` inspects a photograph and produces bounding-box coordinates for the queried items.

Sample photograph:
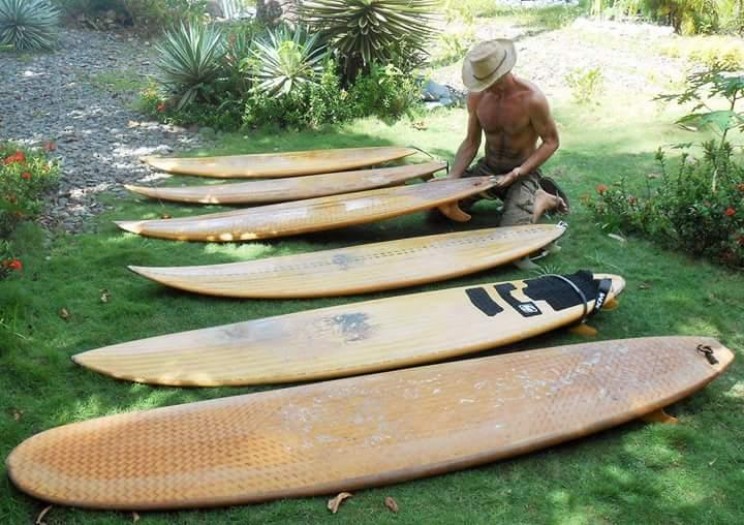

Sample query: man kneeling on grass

[433,38,569,225]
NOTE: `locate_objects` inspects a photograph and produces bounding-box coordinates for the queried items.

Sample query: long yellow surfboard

[73,271,625,386]
[129,224,567,298]
[115,176,496,242]
[125,161,447,205]
[9,336,733,510]
[142,146,417,178]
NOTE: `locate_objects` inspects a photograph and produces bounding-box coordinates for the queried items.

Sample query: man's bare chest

[476,96,530,135]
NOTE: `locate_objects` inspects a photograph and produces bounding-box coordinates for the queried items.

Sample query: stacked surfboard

[5,146,736,513]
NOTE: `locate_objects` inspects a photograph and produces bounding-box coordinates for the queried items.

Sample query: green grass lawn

[2,37,744,525]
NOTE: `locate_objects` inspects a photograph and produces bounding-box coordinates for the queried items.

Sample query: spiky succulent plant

[247,25,327,97]
[0,0,59,51]
[299,0,438,81]
[155,23,226,109]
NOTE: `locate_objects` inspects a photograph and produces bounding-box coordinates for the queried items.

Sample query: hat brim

[461,41,517,92]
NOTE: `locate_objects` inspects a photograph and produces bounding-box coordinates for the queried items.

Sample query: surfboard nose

[115,220,142,234]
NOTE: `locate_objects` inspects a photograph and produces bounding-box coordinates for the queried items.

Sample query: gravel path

[0,19,687,234]
[0,29,210,233]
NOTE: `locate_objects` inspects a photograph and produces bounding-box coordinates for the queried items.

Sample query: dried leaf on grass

[35,505,52,525]
[160,213,172,219]
[100,289,111,303]
[384,496,399,513]
[132,511,141,523]
[327,492,352,514]
[58,308,71,321]
[11,408,23,421]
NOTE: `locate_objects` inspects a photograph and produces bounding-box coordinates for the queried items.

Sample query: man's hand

[492,167,522,189]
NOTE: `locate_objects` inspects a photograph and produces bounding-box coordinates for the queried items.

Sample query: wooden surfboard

[125,161,447,205]
[9,336,734,510]
[72,271,625,386]
[115,176,497,242]
[128,224,567,298]
[142,146,417,178]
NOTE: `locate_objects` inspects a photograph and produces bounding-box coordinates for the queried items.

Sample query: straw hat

[461,39,517,92]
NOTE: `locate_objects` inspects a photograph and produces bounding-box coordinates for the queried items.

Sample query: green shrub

[587,66,744,269]
[299,0,438,83]
[244,58,355,129]
[348,63,423,121]
[0,0,59,51]
[52,0,207,29]
[565,66,605,104]
[0,142,59,242]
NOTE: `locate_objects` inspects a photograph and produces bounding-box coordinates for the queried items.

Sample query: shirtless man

[446,39,567,225]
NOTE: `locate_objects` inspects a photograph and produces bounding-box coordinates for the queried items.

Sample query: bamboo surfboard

[115,176,496,242]
[142,146,418,178]
[72,271,625,387]
[128,223,567,299]
[125,160,447,205]
[9,336,734,510]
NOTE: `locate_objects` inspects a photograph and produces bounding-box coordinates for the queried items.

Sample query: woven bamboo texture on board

[115,176,497,242]
[126,161,446,205]
[8,336,734,510]
[72,272,625,386]
[129,224,566,298]
[142,146,417,178]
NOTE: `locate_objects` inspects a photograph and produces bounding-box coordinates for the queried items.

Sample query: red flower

[21,172,31,180]
[2,259,22,271]
[725,207,736,217]
[596,184,608,194]
[3,151,25,165]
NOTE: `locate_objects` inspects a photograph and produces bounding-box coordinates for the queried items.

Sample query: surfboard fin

[569,323,598,337]
[601,298,620,311]
[642,408,678,425]
[437,202,471,222]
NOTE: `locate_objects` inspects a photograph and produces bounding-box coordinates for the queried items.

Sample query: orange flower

[725,207,736,217]
[3,151,25,165]
[2,259,22,271]
[596,184,608,194]
[21,172,31,180]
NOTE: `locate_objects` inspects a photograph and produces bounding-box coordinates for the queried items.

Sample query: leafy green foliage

[245,25,327,97]
[348,63,423,121]
[155,22,225,110]
[0,0,59,51]
[0,143,59,238]
[565,66,605,104]
[51,0,207,29]
[588,67,744,269]
[244,58,355,129]
[299,0,438,82]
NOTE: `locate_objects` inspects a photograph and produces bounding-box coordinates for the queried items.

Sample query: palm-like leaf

[248,26,327,97]
[299,0,438,80]
[0,0,59,51]
[155,23,225,109]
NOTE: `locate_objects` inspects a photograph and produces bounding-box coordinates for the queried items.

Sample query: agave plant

[0,0,59,51]
[155,22,226,110]
[247,25,327,97]
[299,0,438,81]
